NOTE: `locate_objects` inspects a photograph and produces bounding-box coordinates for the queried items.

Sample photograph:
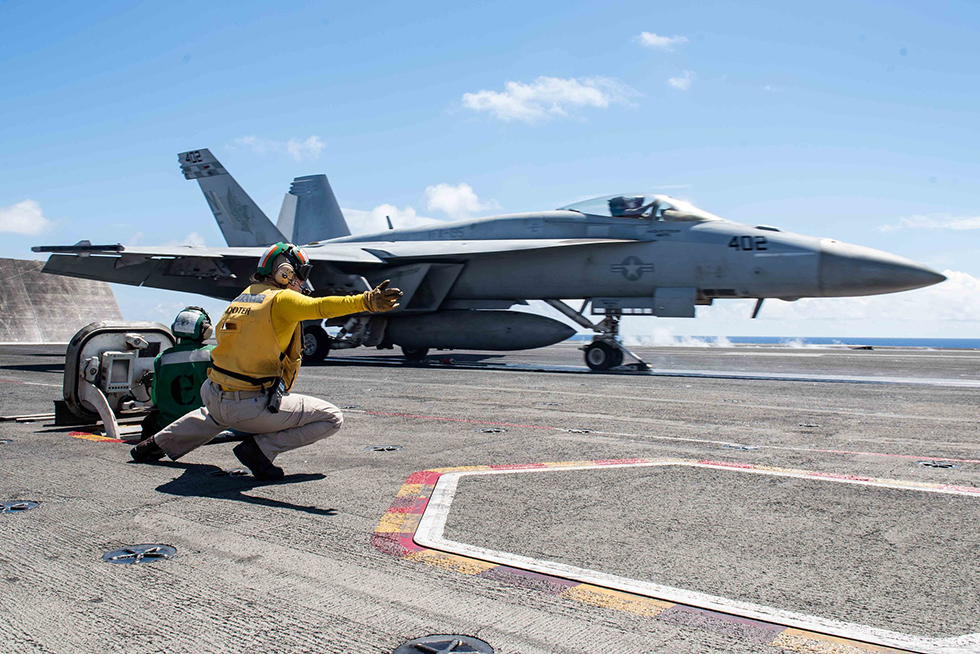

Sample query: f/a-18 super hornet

[34,148,946,371]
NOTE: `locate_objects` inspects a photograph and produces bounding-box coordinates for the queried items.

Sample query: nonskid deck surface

[1,343,978,653]
[322,341,980,386]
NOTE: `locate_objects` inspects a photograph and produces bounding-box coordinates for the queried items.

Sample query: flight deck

[1,342,978,653]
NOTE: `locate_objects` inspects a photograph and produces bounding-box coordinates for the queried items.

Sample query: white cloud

[233,135,326,162]
[286,136,326,162]
[167,232,207,247]
[233,135,271,153]
[127,231,205,247]
[424,183,496,219]
[462,76,637,123]
[342,204,442,234]
[614,269,975,339]
[636,32,689,51]
[110,284,227,325]
[667,71,695,91]
[0,199,53,235]
[761,270,979,323]
[877,214,980,233]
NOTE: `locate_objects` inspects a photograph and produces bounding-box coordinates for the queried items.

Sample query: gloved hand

[363,280,403,313]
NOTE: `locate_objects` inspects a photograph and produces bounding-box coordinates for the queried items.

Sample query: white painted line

[0,378,61,388]
[415,461,980,654]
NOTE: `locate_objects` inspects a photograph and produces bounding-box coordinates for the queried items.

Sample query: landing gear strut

[542,300,649,372]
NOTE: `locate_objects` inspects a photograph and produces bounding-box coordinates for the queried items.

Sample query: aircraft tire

[401,345,430,361]
[302,325,330,362]
[585,342,617,371]
[610,348,624,368]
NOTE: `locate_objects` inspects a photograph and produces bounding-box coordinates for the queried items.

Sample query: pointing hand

[364,280,403,313]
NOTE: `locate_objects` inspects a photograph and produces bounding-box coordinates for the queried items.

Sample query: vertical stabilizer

[178,149,285,247]
[276,174,351,245]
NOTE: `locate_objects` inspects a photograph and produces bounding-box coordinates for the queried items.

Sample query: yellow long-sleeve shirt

[209,285,370,392]
[270,290,368,352]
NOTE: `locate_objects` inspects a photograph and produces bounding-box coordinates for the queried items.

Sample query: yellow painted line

[404,550,496,575]
[69,432,124,443]
[563,585,672,618]
[773,629,909,653]
[380,459,946,654]
[395,483,424,498]
[375,512,414,534]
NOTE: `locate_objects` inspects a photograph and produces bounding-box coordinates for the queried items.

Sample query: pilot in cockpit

[608,195,655,218]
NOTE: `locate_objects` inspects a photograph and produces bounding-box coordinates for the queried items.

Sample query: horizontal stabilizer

[178,149,285,247]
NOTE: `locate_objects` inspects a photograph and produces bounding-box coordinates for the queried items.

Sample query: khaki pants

[153,380,344,462]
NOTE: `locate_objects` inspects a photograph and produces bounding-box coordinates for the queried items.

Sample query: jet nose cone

[819,240,946,297]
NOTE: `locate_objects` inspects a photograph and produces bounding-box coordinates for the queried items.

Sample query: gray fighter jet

[34,149,946,371]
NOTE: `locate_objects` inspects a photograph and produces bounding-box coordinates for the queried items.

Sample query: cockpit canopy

[558,193,721,222]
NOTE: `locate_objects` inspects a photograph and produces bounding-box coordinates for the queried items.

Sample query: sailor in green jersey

[142,307,215,437]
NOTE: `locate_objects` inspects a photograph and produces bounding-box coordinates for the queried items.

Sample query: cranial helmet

[256,242,312,286]
[171,306,213,342]
[608,195,645,217]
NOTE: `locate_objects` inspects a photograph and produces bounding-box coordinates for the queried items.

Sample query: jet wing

[32,238,635,301]
[32,243,390,300]
[33,243,387,263]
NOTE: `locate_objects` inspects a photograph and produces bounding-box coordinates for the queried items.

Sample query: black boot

[233,436,284,481]
[130,436,165,463]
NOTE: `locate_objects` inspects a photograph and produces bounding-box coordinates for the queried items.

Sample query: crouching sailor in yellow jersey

[131,242,403,480]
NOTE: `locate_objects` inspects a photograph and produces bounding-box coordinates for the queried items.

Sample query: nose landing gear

[584,340,624,371]
[542,301,649,372]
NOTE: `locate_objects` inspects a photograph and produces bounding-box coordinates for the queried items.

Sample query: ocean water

[722,336,980,349]
[568,334,980,349]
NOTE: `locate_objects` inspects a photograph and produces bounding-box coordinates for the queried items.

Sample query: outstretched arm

[273,280,403,324]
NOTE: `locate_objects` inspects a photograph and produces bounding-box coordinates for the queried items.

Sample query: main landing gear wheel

[401,345,430,361]
[585,341,623,371]
[302,325,330,362]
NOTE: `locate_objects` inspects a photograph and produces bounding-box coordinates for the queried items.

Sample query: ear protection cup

[201,324,214,341]
[274,262,295,287]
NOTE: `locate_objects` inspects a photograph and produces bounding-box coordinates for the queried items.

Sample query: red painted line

[405,470,443,485]
[385,498,429,514]
[371,532,424,556]
[373,461,927,652]
[937,483,980,494]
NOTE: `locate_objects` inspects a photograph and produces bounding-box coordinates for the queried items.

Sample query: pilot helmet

[256,242,313,285]
[171,306,213,342]
[608,195,645,216]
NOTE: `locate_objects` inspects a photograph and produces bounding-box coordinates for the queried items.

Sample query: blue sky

[1,1,978,338]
